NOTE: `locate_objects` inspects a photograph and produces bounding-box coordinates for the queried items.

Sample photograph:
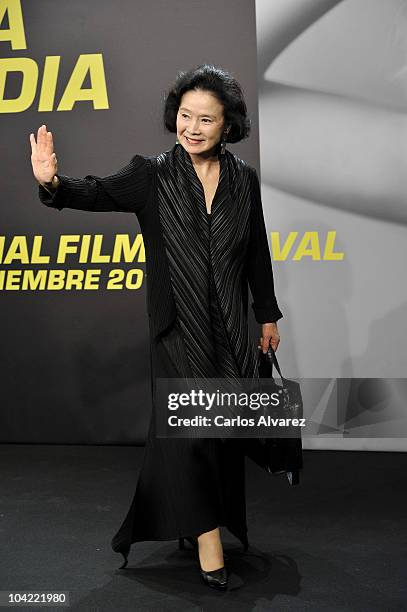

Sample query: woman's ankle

[198,549,224,572]
[197,528,224,571]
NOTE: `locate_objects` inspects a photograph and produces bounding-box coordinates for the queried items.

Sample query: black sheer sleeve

[246,166,283,324]
[38,154,152,215]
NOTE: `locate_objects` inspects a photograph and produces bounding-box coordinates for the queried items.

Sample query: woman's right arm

[31,125,151,214]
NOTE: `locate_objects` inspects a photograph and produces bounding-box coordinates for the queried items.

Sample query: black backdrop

[1,0,262,443]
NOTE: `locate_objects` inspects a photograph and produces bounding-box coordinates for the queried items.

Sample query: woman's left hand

[258,322,280,353]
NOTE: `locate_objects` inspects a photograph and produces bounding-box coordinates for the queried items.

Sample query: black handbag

[244,347,303,485]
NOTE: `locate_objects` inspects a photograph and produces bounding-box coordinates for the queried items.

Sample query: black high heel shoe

[179,537,228,590]
[200,565,228,590]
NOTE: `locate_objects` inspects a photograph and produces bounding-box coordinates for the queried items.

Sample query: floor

[0,445,406,611]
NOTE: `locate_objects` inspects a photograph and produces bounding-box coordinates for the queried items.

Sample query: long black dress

[37,142,284,565]
[111,148,254,560]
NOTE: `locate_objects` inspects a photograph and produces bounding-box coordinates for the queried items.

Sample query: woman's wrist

[41,175,60,195]
[44,175,59,189]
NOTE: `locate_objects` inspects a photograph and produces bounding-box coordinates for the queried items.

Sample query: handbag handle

[256,346,285,381]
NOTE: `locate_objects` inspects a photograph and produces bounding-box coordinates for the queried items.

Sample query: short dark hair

[163,64,251,144]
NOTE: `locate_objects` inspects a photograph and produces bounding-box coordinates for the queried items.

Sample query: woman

[30,64,283,590]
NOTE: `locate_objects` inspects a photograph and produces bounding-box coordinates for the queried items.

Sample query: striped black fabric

[156,143,259,381]
[38,144,283,341]
[37,142,284,557]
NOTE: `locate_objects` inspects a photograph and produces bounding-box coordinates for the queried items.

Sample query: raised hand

[30,124,58,185]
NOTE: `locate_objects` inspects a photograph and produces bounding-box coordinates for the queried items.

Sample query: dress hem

[111,521,249,555]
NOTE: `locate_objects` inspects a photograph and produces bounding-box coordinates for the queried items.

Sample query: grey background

[256,0,407,451]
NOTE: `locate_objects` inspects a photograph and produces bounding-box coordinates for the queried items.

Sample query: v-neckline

[193,159,221,215]
[195,163,220,215]
[180,144,224,216]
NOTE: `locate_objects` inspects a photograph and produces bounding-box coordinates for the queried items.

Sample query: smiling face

[176,89,229,158]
